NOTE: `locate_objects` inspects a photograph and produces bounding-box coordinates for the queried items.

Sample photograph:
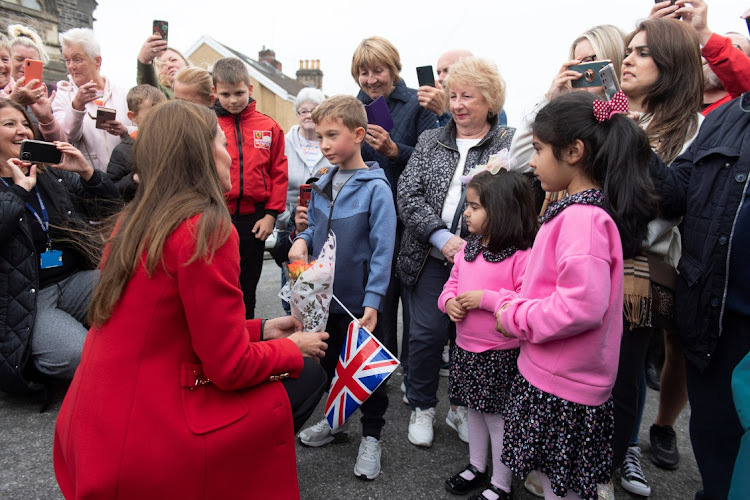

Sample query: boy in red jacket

[213,58,288,318]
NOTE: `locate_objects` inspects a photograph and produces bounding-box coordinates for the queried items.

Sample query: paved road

[0,257,702,499]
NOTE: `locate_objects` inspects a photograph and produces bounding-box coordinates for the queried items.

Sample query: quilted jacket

[396,117,515,289]
[0,168,120,395]
[358,80,438,198]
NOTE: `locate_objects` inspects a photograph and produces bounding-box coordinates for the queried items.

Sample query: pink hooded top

[438,241,529,353]
[492,200,624,407]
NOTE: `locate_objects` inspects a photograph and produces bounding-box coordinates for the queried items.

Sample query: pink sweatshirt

[438,245,529,353]
[493,204,624,407]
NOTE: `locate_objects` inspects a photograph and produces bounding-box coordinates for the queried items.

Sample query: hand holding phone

[20,139,63,164]
[95,107,117,130]
[598,63,621,101]
[299,184,312,208]
[24,59,43,89]
[153,20,168,42]
[569,60,611,88]
[416,66,435,87]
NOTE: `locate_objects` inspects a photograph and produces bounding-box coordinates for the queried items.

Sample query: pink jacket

[494,204,624,407]
[438,244,529,353]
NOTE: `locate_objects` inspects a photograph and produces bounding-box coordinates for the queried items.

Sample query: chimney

[296,58,324,90]
[258,46,282,72]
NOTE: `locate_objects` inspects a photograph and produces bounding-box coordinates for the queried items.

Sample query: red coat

[702,33,750,116]
[217,100,289,217]
[53,216,304,499]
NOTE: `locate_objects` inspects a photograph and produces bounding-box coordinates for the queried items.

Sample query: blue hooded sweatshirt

[297,162,396,315]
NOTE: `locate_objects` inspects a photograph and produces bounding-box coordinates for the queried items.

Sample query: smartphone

[20,139,62,164]
[569,60,611,88]
[24,59,43,89]
[153,20,168,42]
[654,0,676,4]
[746,17,750,37]
[599,63,620,101]
[299,184,312,208]
[416,65,435,87]
[95,107,116,129]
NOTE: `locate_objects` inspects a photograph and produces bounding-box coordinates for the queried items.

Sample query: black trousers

[282,357,329,434]
[686,310,750,500]
[232,211,266,319]
[611,320,652,470]
[321,312,389,439]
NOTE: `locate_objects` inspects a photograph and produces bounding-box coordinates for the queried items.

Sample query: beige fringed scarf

[623,254,652,330]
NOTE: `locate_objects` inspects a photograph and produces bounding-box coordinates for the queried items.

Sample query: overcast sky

[93,1,746,127]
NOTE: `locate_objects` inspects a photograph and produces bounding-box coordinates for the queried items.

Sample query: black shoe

[645,364,661,391]
[649,424,679,470]
[445,464,487,495]
[469,484,512,500]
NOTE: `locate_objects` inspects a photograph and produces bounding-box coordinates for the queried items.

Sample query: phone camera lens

[22,152,30,160]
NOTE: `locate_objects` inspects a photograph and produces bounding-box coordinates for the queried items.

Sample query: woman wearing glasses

[52,28,133,172]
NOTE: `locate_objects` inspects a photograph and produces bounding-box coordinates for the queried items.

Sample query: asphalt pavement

[0,257,702,499]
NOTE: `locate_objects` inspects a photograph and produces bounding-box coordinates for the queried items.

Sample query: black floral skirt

[501,374,614,500]
[448,345,519,415]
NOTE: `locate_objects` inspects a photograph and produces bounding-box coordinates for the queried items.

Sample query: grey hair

[8,24,49,64]
[59,28,100,59]
[294,87,326,113]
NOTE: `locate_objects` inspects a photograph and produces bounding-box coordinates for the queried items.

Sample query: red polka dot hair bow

[593,90,629,122]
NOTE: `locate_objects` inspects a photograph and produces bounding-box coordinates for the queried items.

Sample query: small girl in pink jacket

[439,169,537,500]
[495,91,658,500]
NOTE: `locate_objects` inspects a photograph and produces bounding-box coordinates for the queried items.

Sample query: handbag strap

[449,188,466,235]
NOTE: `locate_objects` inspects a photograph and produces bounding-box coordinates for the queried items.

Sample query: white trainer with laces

[298,417,349,447]
[408,407,435,447]
[353,436,382,480]
[445,406,469,443]
[620,445,651,496]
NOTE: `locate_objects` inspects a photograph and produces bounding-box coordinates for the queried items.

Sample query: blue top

[297,162,397,315]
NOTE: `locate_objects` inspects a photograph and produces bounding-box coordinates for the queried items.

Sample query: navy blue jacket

[297,162,396,315]
[358,80,438,197]
[650,94,750,371]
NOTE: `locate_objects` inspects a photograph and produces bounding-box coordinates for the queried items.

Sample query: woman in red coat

[53,100,329,499]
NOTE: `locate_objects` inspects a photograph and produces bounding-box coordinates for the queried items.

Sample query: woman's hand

[263,315,303,340]
[358,307,378,332]
[53,142,94,181]
[289,331,329,361]
[440,235,465,264]
[29,86,55,124]
[675,0,712,45]
[545,60,582,101]
[445,298,467,323]
[288,238,308,263]
[9,77,45,107]
[456,290,483,311]
[138,34,169,65]
[650,0,681,19]
[495,304,512,338]
[366,124,399,159]
[295,199,309,233]
[417,86,446,115]
[72,81,99,111]
[2,158,36,191]
[102,119,129,138]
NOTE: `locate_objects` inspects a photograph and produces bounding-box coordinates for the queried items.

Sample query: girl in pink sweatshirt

[439,170,537,500]
[495,91,658,500]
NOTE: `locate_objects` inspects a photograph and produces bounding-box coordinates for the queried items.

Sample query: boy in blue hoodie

[289,95,396,480]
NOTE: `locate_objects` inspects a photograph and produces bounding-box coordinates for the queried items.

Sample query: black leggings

[282,357,329,434]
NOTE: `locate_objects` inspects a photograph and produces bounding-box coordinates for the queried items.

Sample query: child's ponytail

[533,92,658,259]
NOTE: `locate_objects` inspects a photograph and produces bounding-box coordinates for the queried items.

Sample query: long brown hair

[627,19,702,164]
[88,100,231,327]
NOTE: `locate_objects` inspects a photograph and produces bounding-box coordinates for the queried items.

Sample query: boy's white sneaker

[298,418,349,447]
[445,406,469,443]
[408,407,435,447]
[353,436,382,480]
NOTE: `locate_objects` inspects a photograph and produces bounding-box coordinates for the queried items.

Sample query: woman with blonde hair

[7,24,49,81]
[137,33,190,99]
[53,100,328,499]
[173,66,216,106]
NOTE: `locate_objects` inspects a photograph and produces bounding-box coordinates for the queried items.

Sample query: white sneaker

[442,344,450,364]
[524,470,544,497]
[445,406,469,443]
[620,445,651,496]
[439,345,451,377]
[298,418,349,447]
[353,436,382,480]
[408,407,435,447]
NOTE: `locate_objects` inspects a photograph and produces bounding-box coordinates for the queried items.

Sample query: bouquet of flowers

[279,231,336,332]
[459,148,517,184]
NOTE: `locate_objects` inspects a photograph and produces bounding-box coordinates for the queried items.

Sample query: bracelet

[260,319,266,341]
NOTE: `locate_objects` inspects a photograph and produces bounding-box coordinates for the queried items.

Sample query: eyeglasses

[580,55,597,63]
[297,109,315,116]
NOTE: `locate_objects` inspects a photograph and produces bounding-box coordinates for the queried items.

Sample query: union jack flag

[325,321,400,430]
